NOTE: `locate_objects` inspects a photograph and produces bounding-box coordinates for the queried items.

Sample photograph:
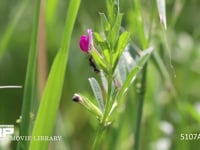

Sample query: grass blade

[45,0,59,26]
[156,0,167,29]
[17,0,41,149]
[29,0,81,149]
[133,0,148,49]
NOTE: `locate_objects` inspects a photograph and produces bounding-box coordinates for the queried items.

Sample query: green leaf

[108,86,118,117]
[100,70,108,92]
[102,49,110,64]
[30,49,68,150]
[89,78,105,113]
[17,0,40,149]
[125,44,140,60]
[116,31,130,55]
[45,0,59,26]
[112,31,130,70]
[93,32,109,53]
[156,0,167,29]
[100,13,111,33]
[90,49,107,72]
[122,47,136,72]
[106,0,119,26]
[124,46,153,71]
[93,32,104,43]
[117,47,153,104]
[114,68,123,89]
[108,13,123,50]
[29,0,81,149]
[117,66,139,103]
[137,47,154,66]
[115,55,127,85]
[133,0,148,49]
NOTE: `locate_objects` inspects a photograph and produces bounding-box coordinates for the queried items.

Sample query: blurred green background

[0,0,200,149]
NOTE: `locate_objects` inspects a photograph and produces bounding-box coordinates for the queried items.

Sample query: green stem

[134,63,147,150]
[17,0,41,149]
[93,70,112,149]
[92,126,104,150]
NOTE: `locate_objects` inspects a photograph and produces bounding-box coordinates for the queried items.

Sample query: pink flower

[79,29,93,53]
[79,35,89,52]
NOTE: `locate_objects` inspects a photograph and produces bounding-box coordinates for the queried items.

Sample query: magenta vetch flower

[79,29,93,53]
[79,35,89,52]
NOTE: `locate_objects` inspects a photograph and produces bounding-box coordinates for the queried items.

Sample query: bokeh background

[0,0,200,149]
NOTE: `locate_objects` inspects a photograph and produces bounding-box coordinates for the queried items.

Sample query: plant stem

[92,125,104,150]
[17,0,41,149]
[93,70,112,149]
[134,63,147,150]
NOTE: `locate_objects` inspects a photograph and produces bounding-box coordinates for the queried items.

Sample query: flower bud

[79,29,94,53]
[79,35,89,52]
[72,93,103,120]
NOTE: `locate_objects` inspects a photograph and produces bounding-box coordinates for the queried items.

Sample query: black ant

[88,55,100,73]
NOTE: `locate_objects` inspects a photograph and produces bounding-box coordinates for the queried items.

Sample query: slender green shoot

[134,64,147,150]
[17,0,41,149]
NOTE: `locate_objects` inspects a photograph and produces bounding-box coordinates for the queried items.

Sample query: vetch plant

[72,0,153,149]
